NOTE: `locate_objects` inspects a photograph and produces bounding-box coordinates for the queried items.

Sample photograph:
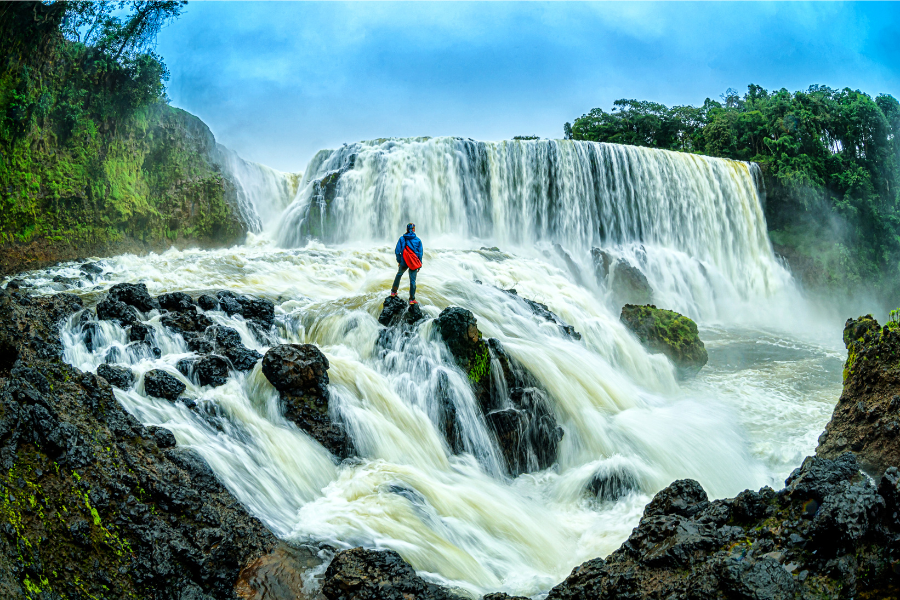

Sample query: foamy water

[9,138,845,597]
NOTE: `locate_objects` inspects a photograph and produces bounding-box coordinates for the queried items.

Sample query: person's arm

[395,237,403,263]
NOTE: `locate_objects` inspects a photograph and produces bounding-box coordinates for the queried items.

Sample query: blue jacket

[395,232,423,265]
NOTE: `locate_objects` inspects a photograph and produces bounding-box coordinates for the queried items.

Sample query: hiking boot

[409,299,418,305]
[390,290,398,297]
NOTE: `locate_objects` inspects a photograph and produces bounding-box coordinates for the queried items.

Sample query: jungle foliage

[567,85,900,299]
[0,1,242,274]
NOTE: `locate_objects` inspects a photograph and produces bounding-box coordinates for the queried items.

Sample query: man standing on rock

[391,223,423,305]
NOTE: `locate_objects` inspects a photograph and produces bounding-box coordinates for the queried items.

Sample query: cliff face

[0,100,248,276]
[0,3,248,276]
[816,315,900,477]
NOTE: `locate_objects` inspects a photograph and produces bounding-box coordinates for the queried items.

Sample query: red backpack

[402,239,422,270]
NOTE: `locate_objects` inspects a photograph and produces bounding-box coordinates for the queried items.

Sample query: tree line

[566,85,900,298]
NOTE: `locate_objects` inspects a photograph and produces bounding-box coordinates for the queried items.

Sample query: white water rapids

[12,138,845,597]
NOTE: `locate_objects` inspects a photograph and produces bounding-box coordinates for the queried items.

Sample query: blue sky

[156,2,900,173]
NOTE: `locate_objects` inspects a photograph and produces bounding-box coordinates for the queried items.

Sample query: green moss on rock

[620,304,708,377]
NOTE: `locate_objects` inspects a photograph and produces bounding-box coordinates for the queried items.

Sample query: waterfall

[276,138,792,320]
[19,136,842,598]
[215,144,301,233]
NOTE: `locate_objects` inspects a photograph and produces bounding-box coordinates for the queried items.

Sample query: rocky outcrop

[185,325,262,372]
[261,344,353,459]
[592,248,653,308]
[620,304,708,377]
[816,315,900,477]
[501,289,581,340]
[546,452,900,600]
[321,547,462,600]
[96,363,135,390]
[0,285,280,599]
[144,369,187,401]
[435,307,563,476]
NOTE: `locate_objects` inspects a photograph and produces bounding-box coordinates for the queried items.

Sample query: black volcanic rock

[0,285,278,598]
[96,297,138,326]
[322,547,462,600]
[262,343,329,394]
[198,293,220,311]
[144,369,186,400]
[96,363,135,389]
[261,344,352,458]
[195,354,229,387]
[106,282,159,312]
[158,291,196,312]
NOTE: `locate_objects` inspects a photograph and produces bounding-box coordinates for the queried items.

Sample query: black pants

[391,263,418,299]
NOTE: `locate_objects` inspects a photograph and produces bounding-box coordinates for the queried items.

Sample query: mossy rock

[620,304,708,378]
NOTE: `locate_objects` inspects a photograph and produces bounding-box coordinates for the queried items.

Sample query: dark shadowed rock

[198,294,220,311]
[816,315,900,477]
[620,304,708,377]
[486,388,563,477]
[96,363,135,389]
[80,262,104,276]
[144,369,186,400]
[322,547,462,600]
[0,286,277,599]
[196,355,229,387]
[217,290,245,316]
[587,466,640,502]
[238,296,276,326]
[261,344,352,458]
[188,325,262,372]
[128,321,153,342]
[96,297,138,326]
[501,289,581,341]
[106,282,159,312]
[160,310,213,335]
[263,344,330,394]
[147,425,177,448]
[378,295,409,327]
[158,291,196,312]
[592,248,654,308]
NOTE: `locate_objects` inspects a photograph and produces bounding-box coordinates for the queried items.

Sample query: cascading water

[277,138,794,322]
[12,138,845,597]
[215,144,301,233]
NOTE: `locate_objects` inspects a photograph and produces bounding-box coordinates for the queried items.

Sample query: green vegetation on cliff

[0,2,245,275]
[567,85,900,301]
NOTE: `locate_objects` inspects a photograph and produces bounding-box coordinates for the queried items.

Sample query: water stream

[10,138,844,597]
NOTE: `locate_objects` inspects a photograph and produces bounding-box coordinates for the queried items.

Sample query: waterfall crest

[276,138,790,319]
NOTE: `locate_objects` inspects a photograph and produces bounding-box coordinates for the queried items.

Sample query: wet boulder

[378,295,409,327]
[261,344,353,458]
[486,388,563,477]
[238,296,275,327]
[587,466,641,502]
[502,288,581,340]
[144,369,186,401]
[322,547,462,600]
[204,325,262,371]
[97,363,135,389]
[80,262,104,276]
[198,293,220,311]
[620,304,708,377]
[106,282,159,313]
[262,344,329,395]
[592,248,654,308]
[147,425,177,448]
[187,355,230,388]
[236,543,327,600]
[217,290,245,316]
[160,310,213,335]
[128,322,153,343]
[96,297,138,326]
[158,291,196,312]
